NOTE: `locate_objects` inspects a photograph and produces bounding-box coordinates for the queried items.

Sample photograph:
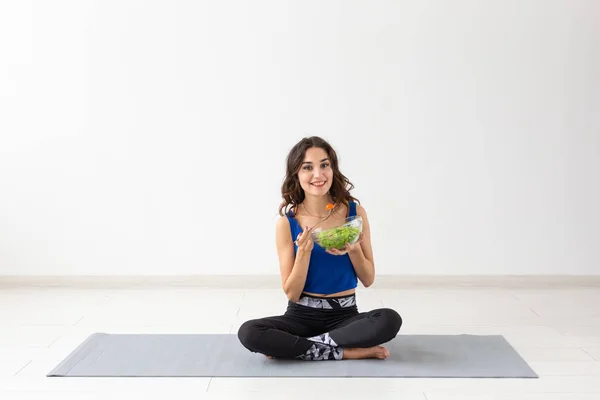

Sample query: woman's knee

[379,308,402,338]
[237,319,262,349]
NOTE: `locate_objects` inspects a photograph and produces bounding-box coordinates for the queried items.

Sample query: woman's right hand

[295,226,314,253]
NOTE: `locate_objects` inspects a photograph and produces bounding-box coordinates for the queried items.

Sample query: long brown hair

[278,136,360,217]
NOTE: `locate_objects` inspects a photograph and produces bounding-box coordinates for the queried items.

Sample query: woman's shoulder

[275,214,293,244]
[348,201,368,220]
[276,208,297,232]
[347,199,363,212]
[277,213,292,226]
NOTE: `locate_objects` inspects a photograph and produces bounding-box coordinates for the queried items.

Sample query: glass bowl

[311,215,363,251]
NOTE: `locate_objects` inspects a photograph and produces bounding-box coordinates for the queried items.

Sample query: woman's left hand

[326,232,365,256]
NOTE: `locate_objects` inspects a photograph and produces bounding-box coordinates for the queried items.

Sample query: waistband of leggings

[293,293,357,309]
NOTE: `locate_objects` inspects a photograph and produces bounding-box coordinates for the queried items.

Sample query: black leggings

[237,293,402,360]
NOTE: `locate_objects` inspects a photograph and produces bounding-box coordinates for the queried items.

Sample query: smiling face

[297,146,334,196]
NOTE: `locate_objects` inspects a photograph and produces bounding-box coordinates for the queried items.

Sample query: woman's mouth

[311,181,326,187]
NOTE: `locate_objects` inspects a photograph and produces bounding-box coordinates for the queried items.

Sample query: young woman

[238,136,402,360]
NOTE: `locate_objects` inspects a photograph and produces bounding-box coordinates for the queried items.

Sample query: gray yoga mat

[47,333,538,378]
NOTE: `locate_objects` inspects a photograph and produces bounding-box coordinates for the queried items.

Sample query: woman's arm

[275,216,311,302]
[282,250,311,302]
[348,205,376,287]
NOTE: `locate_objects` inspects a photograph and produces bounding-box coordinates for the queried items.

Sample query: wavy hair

[278,136,360,217]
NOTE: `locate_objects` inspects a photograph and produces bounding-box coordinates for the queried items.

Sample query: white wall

[1,0,599,276]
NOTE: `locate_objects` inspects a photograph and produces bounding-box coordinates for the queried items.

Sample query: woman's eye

[303,163,329,170]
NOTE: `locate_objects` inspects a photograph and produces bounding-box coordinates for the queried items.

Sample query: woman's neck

[301,195,334,217]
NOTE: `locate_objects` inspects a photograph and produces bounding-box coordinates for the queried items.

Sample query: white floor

[1,285,600,399]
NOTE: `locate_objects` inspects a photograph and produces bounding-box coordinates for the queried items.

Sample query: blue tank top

[286,202,359,294]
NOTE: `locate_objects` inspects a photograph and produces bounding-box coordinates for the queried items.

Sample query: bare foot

[342,346,389,360]
[265,355,273,359]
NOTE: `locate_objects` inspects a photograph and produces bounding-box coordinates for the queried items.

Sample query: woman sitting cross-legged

[238,136,402,360]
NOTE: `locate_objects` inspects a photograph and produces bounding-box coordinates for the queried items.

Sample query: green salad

[314,225,361,250]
